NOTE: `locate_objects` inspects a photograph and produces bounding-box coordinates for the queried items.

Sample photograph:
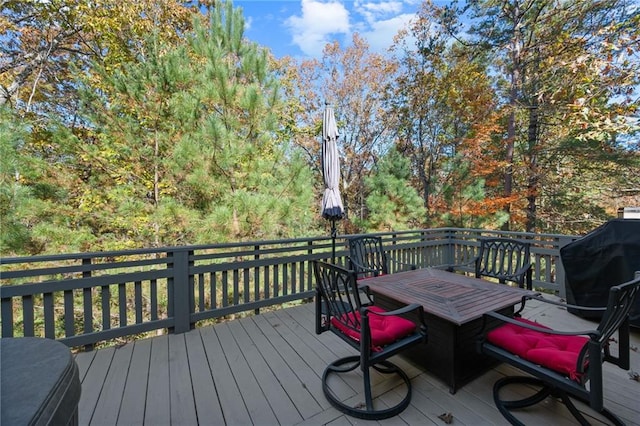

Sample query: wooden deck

[75,296,640,426]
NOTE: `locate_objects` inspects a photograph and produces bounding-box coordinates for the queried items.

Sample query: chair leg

[493,376,625,426]
[322,355,412,420]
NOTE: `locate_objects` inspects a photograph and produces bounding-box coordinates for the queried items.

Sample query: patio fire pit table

[362,268,536,393]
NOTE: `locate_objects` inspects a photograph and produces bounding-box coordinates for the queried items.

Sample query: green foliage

[68,1,315,250]
[0,108,32,252]
[2,0,639,257]
[360,147,426,231]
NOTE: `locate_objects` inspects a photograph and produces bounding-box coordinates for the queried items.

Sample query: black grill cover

[560,219,640,327]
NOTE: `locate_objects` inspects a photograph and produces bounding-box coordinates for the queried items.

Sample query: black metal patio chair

[477,274,640,426]
[313,260,427,420]
[347,236,416,280]
[474,237,533,290]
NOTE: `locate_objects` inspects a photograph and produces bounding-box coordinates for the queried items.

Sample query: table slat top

[361,268,535,325]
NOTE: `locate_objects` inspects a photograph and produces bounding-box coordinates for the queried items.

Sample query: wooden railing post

[169,249,192,334]
[555,236,574,298]
[82,258,94,351]
[445,228,456,266]
[254,244,260,315]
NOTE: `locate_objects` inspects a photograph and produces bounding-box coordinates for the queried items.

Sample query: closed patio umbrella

[321,102,344,263]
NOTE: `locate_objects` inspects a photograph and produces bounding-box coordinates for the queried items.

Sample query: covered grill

[560,219,640,327]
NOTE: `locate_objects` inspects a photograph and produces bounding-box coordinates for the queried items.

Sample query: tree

[1,0,198,254]
[360,147,426,231]
[315,34,397,231]
[445,0,640,231]
[0,107,32,252]
[389,1,498,225]
[74,1,315,249]
[0,0,194,113]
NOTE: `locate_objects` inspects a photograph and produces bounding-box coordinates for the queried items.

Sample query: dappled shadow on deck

[75,298,640,426]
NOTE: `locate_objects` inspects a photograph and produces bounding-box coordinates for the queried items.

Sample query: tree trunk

[526,104,539,233]
[502,2,521,231]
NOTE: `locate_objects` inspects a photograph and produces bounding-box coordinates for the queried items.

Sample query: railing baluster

[243,267,250,304]
[150,279,158,321]
[210,272,217,309]
[1,297,13,337]
[233,269,240,306]
[101,285,110,330]
[43,292,55,338]
[135,281,142,324]
[63,289,74,337]
[198,273,205,312]
[222,270,229,307]
[263,265,270,299]
[119,283,127,327]
[22,295,34,337]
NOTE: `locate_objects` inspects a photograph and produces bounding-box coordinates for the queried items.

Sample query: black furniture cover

[560,219,640,327]
[1,337,81,425]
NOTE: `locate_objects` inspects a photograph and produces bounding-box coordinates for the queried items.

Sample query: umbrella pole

[331,219,337,264]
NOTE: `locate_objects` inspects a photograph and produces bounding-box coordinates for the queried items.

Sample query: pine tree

[361,147,426,231]
[73,1,315,249]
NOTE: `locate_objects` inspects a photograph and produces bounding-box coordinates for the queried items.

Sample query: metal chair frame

[347,236,416,280]
[477,275,640,426]
[474,237,533,290]
[313,260,427,420]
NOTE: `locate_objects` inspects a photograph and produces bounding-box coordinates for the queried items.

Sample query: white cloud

[354,1,403,24]
[358,12,415,53]
[285,0,351,57]
[282,0,417,57]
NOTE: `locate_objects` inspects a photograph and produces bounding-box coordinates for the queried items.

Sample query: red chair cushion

[331,306,416,348]
[487,317,589,381]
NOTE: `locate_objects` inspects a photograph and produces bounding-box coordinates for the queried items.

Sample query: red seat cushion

[487,317,589,381]
[331,306,416,348]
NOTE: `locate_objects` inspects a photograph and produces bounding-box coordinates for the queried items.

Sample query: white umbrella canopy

[321,103,344,261]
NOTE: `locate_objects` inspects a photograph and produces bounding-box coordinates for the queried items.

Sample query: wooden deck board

[77,346,115,425]
[75,299,640,426]
[183,329,226,426]
[199,325,253,425]
[229,318,303,425]
[216,321,280,425]
[168,333,198,425]
[144,334,170,425]
[251,313,327,415]
[90,343,133,425]
[75,349,96,382]
[118,338,151,425]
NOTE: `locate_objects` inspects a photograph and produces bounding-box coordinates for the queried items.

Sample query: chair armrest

[511,261,532,278]
[354,284,375,306]
[348,258,381,275]
[489,261,531,282]
[363,303,428,335]
[388,256,416,271]
[451,256,479,271]
[363,303,423,317]
[523,294,607,312]
[483,310,601,339]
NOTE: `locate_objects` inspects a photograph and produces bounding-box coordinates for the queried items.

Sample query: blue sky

[235,0,425,59]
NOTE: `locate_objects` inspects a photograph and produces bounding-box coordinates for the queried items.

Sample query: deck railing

[0,228,577,349]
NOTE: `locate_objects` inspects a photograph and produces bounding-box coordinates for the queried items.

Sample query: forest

[1,0,639,257]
